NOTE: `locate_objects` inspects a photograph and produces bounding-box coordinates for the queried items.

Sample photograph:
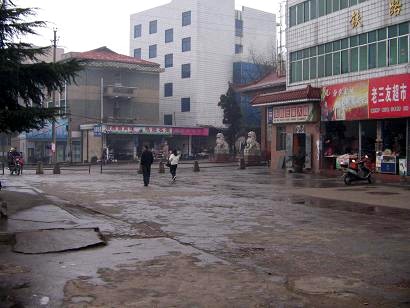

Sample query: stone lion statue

[244,131,260,156]
[214,133,229,154]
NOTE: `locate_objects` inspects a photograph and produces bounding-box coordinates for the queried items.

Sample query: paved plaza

[1,164,410,307]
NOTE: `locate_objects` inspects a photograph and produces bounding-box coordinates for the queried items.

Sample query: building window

[165,54,173,68]
[290,6,296,27]
[304,1,310,22]
[164,83,173,97]
[164,114,173,125]
[319,0,326,17]
[181,63,191,78]
[134,24,141,38]
[290,0,368,27]
[149,44,157,58]
[182,37,191,52]
[310,0,317,19]
[165,28,173,43]
[289,21,410,84]
[182,11,191,26]
[235,19,243,37]
[149,20,157,34]
[181,97,190,112]
[276,126,286,151]
[133,48,141,59]
[297,3,304,24]
[325,0,332,14]
[235,44,243,54]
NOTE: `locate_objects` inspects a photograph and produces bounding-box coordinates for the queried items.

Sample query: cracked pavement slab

[1,165,410,307]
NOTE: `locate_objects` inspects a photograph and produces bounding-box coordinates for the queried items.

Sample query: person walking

[168,149,181,183]
[140,145,154,186]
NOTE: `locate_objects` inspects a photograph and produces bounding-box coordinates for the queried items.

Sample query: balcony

[104,85,137,99]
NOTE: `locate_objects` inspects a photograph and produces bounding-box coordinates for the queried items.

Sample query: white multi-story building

[130,0,276,128]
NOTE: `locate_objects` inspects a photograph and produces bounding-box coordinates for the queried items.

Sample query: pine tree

[217,84,242,148]
[0,0,81,133]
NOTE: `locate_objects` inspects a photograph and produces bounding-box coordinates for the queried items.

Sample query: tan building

[61,46,162,162]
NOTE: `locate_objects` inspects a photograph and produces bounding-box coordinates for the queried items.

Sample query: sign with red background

[368,73,410,119]
[321,80,369,121]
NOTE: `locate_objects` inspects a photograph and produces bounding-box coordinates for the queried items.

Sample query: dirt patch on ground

[63,254,305,307]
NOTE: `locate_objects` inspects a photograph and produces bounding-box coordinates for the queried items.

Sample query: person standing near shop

[168,149,181,183]
[140,145,154,186]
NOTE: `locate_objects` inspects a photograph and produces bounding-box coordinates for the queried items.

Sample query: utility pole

[277,1,286,76]
[51,28,58,163]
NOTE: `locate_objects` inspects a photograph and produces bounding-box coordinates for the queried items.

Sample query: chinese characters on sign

[321,74,410,121]
[103,125,173,135]
[389,0,402,16]
[350,10,362,28]
[368,74,410,119]
[269,104,315,124]
[321,80,369,121]
[97,125,209,136]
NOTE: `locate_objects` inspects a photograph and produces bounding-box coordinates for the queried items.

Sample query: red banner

[368,74,410,119]
[321,80,369,121]
[271,104,315,123]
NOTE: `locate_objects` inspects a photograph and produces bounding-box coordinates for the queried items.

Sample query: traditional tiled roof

[63,46,160,67]
[235,71,286,93]
[251,85,321,106]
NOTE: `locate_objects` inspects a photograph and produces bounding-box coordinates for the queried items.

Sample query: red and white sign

[368,74,410,119]
[101,125,209,136]
[271,103,315,123]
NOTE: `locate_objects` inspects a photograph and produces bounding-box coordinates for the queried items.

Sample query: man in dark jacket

[140,145,154,186]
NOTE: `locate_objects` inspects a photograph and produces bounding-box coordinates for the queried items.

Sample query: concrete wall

[67,67,160,130]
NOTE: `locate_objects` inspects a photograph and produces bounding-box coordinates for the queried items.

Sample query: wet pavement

[1,164,410,307]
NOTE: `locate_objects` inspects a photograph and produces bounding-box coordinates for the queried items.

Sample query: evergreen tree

[0,0,81,133]
[217,84,242,149]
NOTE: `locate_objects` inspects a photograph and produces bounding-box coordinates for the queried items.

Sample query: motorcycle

[341,155,373,185]
[9,157,23,175]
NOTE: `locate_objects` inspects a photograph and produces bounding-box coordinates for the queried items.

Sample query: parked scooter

[342,155,372,185]
[9,156,23,175]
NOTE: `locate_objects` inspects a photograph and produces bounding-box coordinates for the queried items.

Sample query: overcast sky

[15,0,282,56]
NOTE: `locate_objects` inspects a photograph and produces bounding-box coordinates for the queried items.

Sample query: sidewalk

[272,170,410,211]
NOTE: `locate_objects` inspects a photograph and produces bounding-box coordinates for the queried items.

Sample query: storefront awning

[251,85,321,107]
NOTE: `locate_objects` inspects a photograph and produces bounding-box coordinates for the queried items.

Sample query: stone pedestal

[214,154,231,162]
[36,162,44,175]
[244,155,261,166]
[158,161,165,173]
[53,163,61,174]
[193,161,200,172]
[239,158,246,169]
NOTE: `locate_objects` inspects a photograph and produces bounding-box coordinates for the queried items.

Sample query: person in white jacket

[168,149,181,182]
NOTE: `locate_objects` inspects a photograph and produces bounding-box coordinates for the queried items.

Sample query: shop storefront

[321,73,409,176]
[81,124,209,162]
[23,119,69,163]
[252,86,322,172]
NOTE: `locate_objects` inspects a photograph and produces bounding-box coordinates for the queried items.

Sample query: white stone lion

[244,131,260,156]
[214,133,229,154]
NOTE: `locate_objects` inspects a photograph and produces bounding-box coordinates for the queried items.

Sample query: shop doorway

[106,135,134,161]
[286,132,312,170]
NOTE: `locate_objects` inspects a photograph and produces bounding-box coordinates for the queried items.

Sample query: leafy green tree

[217,84,242,149]
[0,0,81,133]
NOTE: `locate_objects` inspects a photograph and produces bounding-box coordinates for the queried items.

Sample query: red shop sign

[368,73,410,119]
